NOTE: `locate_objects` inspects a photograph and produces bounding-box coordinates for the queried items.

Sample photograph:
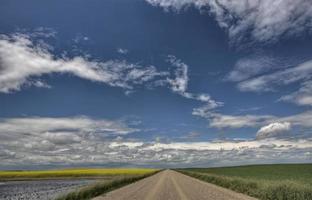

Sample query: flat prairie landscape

[1,1,312,200]
[179,164,312,200]
[0,168,157,200]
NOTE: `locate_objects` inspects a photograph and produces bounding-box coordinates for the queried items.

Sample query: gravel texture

[94,170,257,200]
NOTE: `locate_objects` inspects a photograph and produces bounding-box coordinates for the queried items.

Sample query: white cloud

[0,116,138,138]
[256,122,291,139]
[42,132,83,145]
[280,80,312,106]
[142,139,312,151]
[193,104,312,131]
[185,131,201,138]
[117,48,129,55]
[206,112,274,129]
[167,55,189,94]
[0,33,220,111]
[146,0,312,44]
[281,111,312,128]
[227,55,312,109]
[226,55,285,82]
[1,125,312,168]
[0,34,167,93]
[237,59,312,92]
[0,34,221,117]
[0,116,145,167]
[167,55,223,110]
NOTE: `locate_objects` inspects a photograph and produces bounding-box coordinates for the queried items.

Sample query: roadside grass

[55,171,159,200]
[0,168,157,180]
[178,164,312,200]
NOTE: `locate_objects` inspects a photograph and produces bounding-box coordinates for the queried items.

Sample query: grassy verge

[0,168,157,180]
[55,170,160,200]
[178,164,312,200]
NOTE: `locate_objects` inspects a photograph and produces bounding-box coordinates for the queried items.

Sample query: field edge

[177,167,312,200]
[55,170,161,200]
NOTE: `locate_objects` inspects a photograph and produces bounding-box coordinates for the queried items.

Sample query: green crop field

[179,164,312,200]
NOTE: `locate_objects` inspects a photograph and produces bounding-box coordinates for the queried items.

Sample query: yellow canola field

[0,168,158,179]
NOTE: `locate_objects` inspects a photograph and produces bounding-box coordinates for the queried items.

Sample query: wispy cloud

[226,54,312,111]
[146,0,312,44]
[0,116,138,137]
[192,110,275,129]
[226,55,285,82]
[0,33,221,113]
[0,34,167,93]
[117,48,129,55]
[237,59,312,92]
[167,55,223,109]
[193,106,312,139]
[167,55,189,94]
[280,80,312,106]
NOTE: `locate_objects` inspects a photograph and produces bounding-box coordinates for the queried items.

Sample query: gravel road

[93,170,257,200]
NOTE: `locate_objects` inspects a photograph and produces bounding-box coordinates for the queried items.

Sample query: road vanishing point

[93,170,257,200]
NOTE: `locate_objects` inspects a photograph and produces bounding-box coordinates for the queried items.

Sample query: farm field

[179,164,312,200]
[0,168,158,200]
[0,168,156,180]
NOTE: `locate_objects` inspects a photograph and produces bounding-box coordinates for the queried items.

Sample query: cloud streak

[146,0,312,44]
[237,59,312,92]
[0,34,168,93]
[167,55,223,110]
[280,80,312,106]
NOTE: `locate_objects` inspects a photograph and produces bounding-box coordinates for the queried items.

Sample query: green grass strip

[178,170,312,200]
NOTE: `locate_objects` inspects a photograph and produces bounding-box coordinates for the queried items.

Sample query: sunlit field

[179,164,312,200]
[0,168,157,179]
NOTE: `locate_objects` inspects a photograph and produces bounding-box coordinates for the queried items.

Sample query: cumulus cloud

[2,134,311,168]
[256,122,291,139]
[0,114,310,168]
[0,116,142,167]
[0,34,168,93]
[2,116,308,168]
[146,0,312,44]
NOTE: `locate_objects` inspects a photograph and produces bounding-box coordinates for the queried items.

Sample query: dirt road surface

[93,170,257,200]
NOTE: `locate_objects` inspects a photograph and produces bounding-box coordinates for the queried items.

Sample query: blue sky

[0,0,311,169]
